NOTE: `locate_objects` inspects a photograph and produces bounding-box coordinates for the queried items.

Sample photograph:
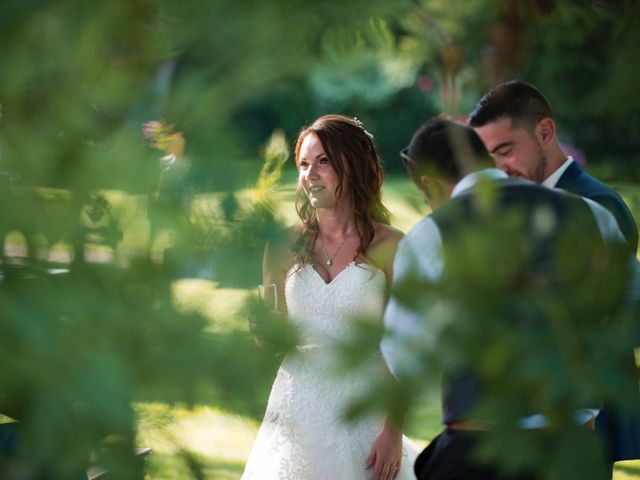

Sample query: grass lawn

[132,175,639,478]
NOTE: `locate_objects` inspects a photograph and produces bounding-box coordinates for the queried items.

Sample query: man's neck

[543,144,569,180]
[450,168,508,198]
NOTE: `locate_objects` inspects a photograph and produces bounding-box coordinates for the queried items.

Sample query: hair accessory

[353,117,374,140]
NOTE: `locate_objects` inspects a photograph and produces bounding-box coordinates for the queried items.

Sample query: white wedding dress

[241,262,419,480]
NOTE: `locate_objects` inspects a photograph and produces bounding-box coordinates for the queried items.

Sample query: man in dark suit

[469,79,640,470]
[381,117,631,480]
[468,79,637,255]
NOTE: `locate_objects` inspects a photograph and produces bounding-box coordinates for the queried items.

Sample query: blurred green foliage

[1,0,639,478]
[231,1,640,179]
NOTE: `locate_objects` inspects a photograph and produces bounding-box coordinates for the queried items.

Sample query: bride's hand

[249,309,294,354]
[366,421,403,480]
[248,313,270,348]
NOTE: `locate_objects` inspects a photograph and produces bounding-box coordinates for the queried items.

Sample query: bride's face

[298,133,347,209]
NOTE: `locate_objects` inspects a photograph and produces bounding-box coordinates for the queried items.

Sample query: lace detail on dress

[241,263,419,480]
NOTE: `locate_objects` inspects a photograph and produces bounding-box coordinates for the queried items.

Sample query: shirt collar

[542,156,574,188]
[451,168,508,198]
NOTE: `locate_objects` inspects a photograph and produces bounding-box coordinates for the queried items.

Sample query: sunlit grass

[171,279,250,333]
[616,462,640,480]
[136,403,254,479]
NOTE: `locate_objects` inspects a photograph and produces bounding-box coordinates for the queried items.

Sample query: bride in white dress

[242,115,419,480]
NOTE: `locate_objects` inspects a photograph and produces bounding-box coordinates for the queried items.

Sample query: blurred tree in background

[0,0,638,478]
[229,0,640,179]
[390,0,640,178]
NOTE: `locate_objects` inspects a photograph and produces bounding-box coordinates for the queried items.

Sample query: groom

[467,79,637,255]
[468,80,640,472]
[381,117,631,479]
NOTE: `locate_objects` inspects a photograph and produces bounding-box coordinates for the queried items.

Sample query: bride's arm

[368,224,404,301]
[366,360,408,480]
[262,238,289,320]
[367,351,409,480]
[367,225,408,480]
[249,232,292,348]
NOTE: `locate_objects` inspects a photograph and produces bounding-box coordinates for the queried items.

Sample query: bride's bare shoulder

[373,223,404,250]
[364,223,404,275]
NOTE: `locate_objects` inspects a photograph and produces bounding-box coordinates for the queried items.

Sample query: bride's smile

[297,132,346,210]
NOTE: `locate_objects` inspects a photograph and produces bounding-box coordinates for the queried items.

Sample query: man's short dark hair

[405,117,490,182]
[468,80,553,130]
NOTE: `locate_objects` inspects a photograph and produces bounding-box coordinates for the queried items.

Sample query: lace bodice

[241,261,419,480]
[284,262,387,348]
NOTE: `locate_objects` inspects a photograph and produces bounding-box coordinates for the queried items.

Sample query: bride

[242,115,418,480]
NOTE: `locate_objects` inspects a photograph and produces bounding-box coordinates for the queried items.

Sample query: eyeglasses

[400,147,416,171]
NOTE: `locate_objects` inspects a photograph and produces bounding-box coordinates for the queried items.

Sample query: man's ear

[418,175,431,194]
[418,174,451,209]
[536,117,555,146]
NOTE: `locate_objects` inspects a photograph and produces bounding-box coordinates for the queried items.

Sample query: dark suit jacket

[556,161,640,462]
[556,161,638,254]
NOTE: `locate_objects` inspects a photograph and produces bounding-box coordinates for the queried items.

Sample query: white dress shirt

[381,169,507,379]
[542,156,574,188]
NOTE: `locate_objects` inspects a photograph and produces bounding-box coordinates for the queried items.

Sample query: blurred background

[1,0,639,478]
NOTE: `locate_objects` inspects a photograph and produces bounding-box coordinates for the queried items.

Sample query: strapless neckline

[297,261,385,287]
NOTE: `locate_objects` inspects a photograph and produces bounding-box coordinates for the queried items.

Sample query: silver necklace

[318,235,348,267]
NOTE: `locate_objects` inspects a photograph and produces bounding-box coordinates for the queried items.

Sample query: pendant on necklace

[326,259,332,266]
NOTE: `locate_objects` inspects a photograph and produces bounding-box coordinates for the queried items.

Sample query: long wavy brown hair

[292,114,391,268]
